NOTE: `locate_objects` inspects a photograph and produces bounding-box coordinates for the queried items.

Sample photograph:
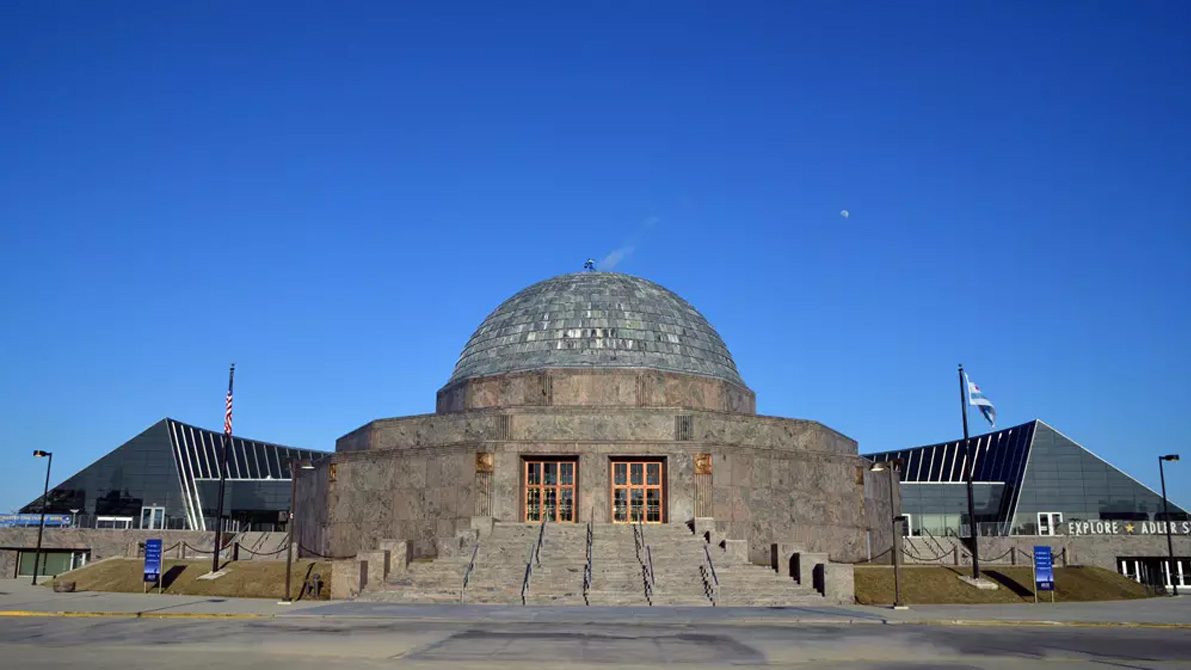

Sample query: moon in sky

[840,209,850,219]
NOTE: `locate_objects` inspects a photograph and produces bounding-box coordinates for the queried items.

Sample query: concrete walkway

[2,579,1188,627]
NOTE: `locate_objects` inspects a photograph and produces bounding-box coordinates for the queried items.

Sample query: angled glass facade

[21,419,326,531]
[864,420,1188,537]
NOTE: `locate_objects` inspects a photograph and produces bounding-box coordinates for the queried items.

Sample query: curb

[891,619,1191,630]
[0,610,273,620]
[0,609,1188,628]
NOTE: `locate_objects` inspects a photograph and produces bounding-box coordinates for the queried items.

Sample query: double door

[524,460,576,522]
[612,461,663,523]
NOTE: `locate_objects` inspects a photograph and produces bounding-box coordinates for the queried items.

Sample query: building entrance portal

[524,459,576,522]
[612,460,664,523]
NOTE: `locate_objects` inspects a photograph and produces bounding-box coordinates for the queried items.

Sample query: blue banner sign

[143,539,163,583]
[1034,545,1054,591]
[0,514,71,528]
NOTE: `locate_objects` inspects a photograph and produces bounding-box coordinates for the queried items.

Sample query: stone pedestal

[331,559,365,599]
[770,542,802,578]
[359,550,390,589]
[378,539,411,577]
[721,539,749,562]
[819,563,854,602]
[470,516,494,537]
[693,517,716,544]
[793,552,828,586]
[957,574,999,590]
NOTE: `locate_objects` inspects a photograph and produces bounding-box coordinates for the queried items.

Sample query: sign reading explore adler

[1034,545,1055,592]
[1067,520,1191,536]
[143,539,163,584]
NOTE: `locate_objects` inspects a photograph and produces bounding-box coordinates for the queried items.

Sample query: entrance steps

[364,521,825,606]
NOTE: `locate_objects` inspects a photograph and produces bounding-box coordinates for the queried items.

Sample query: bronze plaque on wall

[695,453,713,475]
[476,452,494,473]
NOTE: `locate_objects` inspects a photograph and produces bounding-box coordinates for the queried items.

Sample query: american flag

[224,390,233,435]
[224,363,235,436]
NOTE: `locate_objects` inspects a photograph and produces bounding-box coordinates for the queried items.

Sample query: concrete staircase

[365,521,825,606]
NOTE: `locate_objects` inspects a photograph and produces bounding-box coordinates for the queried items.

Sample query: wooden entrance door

[611,461,664,523]
[524,460,576,522]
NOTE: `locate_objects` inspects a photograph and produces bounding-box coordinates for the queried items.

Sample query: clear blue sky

[2,1,1188,513]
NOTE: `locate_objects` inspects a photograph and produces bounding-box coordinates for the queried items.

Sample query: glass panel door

[1037,512,1062,536]
[611,460,664,523]
[524,459,576,522]
[140,506,166,530]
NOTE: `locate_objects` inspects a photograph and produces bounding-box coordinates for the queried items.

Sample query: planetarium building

[297,271,893,567]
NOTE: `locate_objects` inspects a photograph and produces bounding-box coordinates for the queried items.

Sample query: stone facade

[300,371,893,565]
[436,368,756,415]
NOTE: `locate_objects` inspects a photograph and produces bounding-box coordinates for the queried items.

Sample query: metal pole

[31,452,52,585]
[889,464,901,608]
[959,364,980,579]
[285,459,297,603]
[212,364,234,574]
[1159,457,1177,596]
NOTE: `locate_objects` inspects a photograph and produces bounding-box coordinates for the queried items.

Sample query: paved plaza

[3,580,1191,668]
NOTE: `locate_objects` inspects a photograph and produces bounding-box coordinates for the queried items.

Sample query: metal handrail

[647,546,655,588]
[582,516,593,605]
[921,526,949,557]
[459,542,480,603]
[636,517,655,588]
[632,517,654,604]
[534,515,546,567]
[699,564,717,606]
[702,544,719,586]
[520,516,547,605]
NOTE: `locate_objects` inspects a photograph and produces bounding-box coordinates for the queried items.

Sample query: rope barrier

[298,544,358,560]
[179,541,232,556]
[239,544,289,557]
[983,547,1015,563]
[854,547,893,564]
[902,544,952,563]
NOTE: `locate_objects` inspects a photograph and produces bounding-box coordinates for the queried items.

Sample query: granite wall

[308,406,886,564]
[338,406,854,456]
[435,368,756,415]
[296,445,477,560]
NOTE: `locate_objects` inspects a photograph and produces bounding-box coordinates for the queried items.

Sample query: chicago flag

[966,374,997,428]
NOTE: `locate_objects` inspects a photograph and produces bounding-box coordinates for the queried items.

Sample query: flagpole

[211,363,234,574]
[959,363,981,579]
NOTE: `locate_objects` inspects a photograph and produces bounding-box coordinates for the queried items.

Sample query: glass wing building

[19,418,326,531]
[864,419,1189,538]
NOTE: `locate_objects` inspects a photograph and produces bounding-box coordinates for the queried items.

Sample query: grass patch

[854,565,1153,605]
[47,559,332,600]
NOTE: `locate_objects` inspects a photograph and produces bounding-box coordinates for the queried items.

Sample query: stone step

[367,521,828,606]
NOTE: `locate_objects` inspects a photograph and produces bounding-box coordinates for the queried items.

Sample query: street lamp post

[871,458,906,609]
[31,450,53,585]
[282,459,314,603]
[1159,454,1180,596]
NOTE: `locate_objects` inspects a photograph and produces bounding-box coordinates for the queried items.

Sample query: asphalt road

[2,615,1191,669]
